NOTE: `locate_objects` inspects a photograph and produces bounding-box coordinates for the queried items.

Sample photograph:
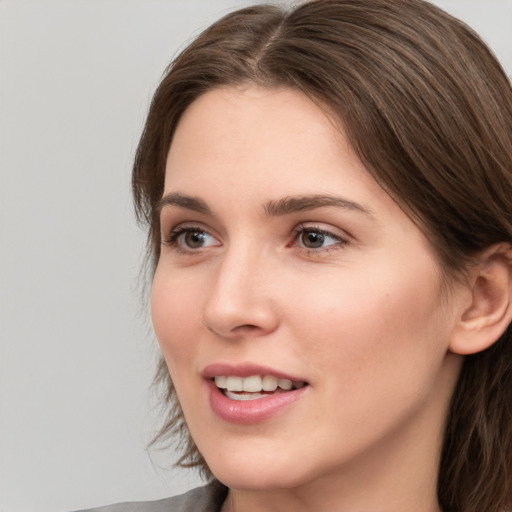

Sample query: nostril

[204,322,257,335]
[233,324,259,332]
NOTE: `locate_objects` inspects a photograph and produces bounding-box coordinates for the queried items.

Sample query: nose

[202,247,279,339]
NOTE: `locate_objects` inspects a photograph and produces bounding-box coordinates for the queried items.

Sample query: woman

[82,0,512,510]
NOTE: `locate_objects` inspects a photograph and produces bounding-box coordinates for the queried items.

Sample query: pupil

[185,231,204,248]
[303,231,324,248]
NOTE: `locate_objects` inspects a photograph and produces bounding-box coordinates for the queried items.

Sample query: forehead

[164,85,368,192]
[173,86,342,149]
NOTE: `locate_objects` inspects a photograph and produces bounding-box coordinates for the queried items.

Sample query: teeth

[278,378,293,390]
[262,375,278,391]
[214,375,305,393]
[225,376,243,391]
[214,376,227,389]
[242,375,262,392]
[225,391,267,401]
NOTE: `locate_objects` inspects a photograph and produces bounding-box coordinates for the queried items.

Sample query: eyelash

[291,224,348,253]
[161,224,349,254]
[161,225,216,252]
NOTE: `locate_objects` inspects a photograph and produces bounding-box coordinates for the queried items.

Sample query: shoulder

[73,481,228,512]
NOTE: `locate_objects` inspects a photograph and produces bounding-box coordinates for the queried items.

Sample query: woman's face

[152,86,464,491]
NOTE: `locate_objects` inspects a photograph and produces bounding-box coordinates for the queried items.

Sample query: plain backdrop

[1,1,511,511]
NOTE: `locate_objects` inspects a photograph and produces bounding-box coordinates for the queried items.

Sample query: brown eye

[295,227,344,250]
[300,230,326,248]
[183,230,208,248]
[163,226,220,250]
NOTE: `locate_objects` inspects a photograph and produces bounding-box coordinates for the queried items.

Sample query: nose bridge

[203,241,278,337]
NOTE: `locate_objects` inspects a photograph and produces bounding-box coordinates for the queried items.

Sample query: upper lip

[202,362,307,383]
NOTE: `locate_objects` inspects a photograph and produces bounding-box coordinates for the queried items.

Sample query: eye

[294,226,346,250]
[163,226,220,250]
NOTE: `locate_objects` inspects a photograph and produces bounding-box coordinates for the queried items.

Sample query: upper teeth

[214,375,305,392]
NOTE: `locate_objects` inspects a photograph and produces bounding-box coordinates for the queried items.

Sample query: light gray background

[1,1,511,511]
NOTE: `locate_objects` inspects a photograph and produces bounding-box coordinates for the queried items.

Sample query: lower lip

[206,380,308,424]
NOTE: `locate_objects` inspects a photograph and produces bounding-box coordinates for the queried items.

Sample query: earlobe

[450,244,512,355]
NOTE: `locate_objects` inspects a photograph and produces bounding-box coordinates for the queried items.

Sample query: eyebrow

[156,193,212,215]
[156,192,372,218]
[265,194,373,217]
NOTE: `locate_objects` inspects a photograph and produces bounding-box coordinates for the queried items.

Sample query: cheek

[151,269,201,370]
[285,259,448,389]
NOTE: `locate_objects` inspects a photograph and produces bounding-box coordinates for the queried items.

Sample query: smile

[202,364,309,423]
[214,375,307,401]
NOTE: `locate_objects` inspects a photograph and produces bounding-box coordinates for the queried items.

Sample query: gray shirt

[74,481,228,512]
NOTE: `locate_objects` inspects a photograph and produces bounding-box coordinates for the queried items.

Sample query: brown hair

[132,1,512,511]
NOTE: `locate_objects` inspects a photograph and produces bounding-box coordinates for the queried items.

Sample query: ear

[449,244,512,355]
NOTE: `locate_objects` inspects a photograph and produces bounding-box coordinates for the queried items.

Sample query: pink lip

[205,380,308,424]
[202,362,309,425]
[202,362,306,382]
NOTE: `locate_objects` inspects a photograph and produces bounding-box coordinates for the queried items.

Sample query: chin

[214,467,307,491]
[203,449,321,491]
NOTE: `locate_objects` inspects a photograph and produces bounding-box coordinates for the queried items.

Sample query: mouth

[213,375,308,401]
[203,365,309,423]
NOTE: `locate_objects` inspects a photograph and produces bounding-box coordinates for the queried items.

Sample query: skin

[151,86,469,512]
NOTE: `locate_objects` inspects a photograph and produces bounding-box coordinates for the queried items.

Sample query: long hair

[132,2,512,511]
